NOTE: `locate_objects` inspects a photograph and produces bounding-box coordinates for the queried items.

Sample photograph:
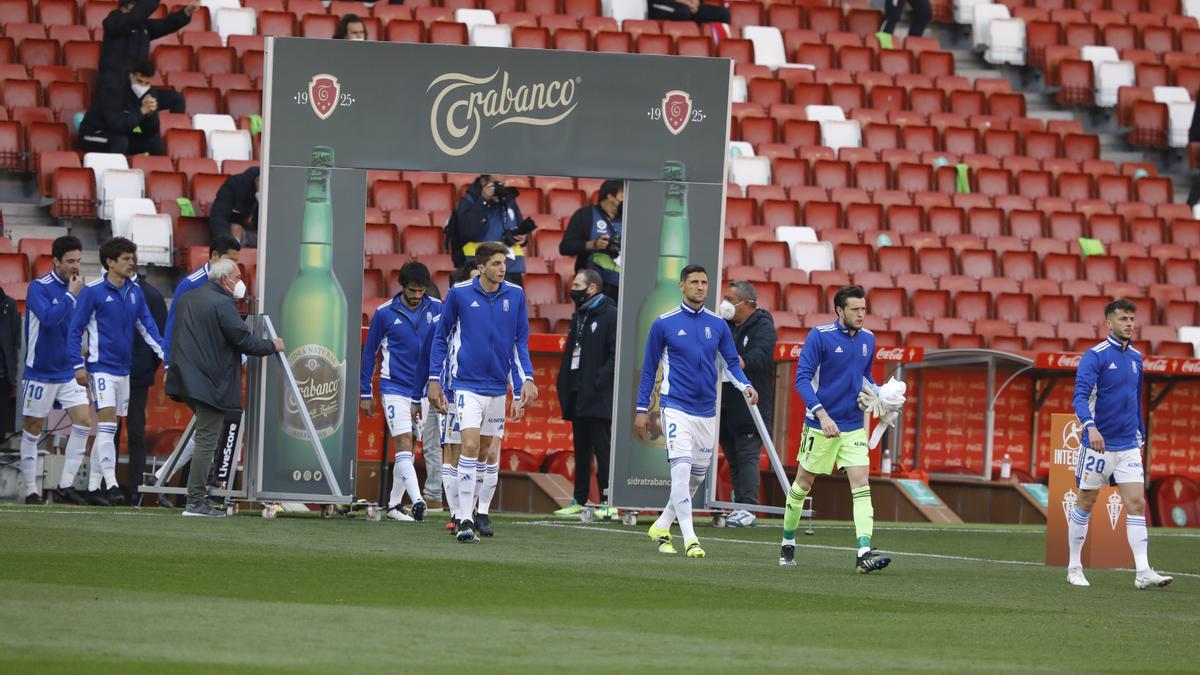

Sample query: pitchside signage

[264,38,730,184]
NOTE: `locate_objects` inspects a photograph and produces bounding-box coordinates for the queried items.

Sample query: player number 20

[1082,455,1105,474]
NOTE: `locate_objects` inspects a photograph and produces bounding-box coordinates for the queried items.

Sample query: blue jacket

[428,277,533,398]
[361,295,442,403]
[637,303,751,418]
[1073,335,1145,451]
[795,322,877,432]
[163,262,210,365]
[68,275,166,376]
[23,270,79,383]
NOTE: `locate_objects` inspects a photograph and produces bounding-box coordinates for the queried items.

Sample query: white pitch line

[809,524,1200,539]
[517,521,1200,578]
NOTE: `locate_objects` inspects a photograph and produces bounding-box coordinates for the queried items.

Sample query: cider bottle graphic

[277,145,348,491]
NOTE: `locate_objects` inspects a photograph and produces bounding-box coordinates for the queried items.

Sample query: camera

[603,231,621,257]
[502,217,538,247]
[492,181,520,202]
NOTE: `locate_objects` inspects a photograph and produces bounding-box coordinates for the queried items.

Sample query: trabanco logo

[427,69,579,156]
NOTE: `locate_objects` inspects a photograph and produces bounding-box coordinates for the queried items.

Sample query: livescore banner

[264,38,731,185]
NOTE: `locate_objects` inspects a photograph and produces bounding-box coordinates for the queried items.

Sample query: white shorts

[1076,447,1144,490]
[439,407,461,446]
[456,390,505,437]
[661,407,716,470]
[382,395,415,437]
[91,372,130,416]
[21,379,89,418]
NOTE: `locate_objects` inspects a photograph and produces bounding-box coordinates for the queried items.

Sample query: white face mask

[255,190,261,203]
[349,35,366,41]
[131,83,151,98]
[719,300,737,321]
[231,280,246,300]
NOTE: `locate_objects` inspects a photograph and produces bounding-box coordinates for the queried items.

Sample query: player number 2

[667,423,677,439]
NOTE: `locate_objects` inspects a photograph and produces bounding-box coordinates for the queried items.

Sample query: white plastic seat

[1080,45,1119,79]
[83,151,129,196]
[110,198,156,238]
[1152,86,1192,105]
[455,8,497,36]
[1096,61,1134,108]
[210,129,252,167]
[1187,0,1200,18]
[776,226,818,252]
[955,0,989,26]
[98,168,144,221]
[215,7,256,46]
[728,156,771,188]
[1168,101,1196,148]
[742,25,787,70]
[730,75,748,103]
[127,214,173,266]
[192,113,237,146]
[727,141,755,158]
[200,0,239,14]
[804,105,845,123]
[986,18,1025,66]
[972,4,1010,50]
[1179,326,1200,356]
[605,0,647,23]
[791,241,834,272]
[820,119,862,153]
[470,24,511,47]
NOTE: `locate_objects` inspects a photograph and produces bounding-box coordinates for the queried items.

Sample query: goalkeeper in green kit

[780,286,891,573]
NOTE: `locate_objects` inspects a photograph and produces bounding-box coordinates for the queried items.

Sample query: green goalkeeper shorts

[798,426,869,476]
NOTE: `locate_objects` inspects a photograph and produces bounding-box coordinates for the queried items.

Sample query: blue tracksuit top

[637,303,751,418]
[68,275,166,376]
[1073,335,1144,451]
[163,262,210,365]
[795,322,877,432]
[361,295,442,403]
[23,270,80,383]
[427,277,533,398]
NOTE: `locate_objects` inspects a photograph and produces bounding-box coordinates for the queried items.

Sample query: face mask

[569,289,591,306]
[255,190,261,203]
[350,35,366,41]
[719,300,737,320]
[132,83,151,98]
[231,280,246,300]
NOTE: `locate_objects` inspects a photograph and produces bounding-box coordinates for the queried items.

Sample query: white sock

[156,437,194,482]
[387,461,406,509]
[1126,515,1150,572]
[688,465,706,498]
[88,446,103,492]
[670,460,697,543]
[1068,507,1090,569]
[395,450,423,506]
[441,463,459,516]
[456,457,477,521]
[477,463,500,515]
[19,430,40,495]
[96,422,119,489]
[58,425,91,489]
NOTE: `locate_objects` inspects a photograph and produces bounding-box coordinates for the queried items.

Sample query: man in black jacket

[165,259,281,516]
[559,179,622,300]
[209,167,259,246]
[718,280,776,527]
[554,269,618,517]
[99,0,197,114]
[450,175,529,285]
[0,286,18,441]
[648,0,730,25]
[1188,97,1200,207]
[79,60,165,155]
[124,269,167,505]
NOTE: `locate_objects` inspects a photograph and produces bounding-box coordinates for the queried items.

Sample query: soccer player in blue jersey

[780,286,891,573]
[1067,299,1171,589]
[18,236,93,505]
[427,242,537,543]
[67,237,166,503]
[636,265,758,559]
[361,261,441,523]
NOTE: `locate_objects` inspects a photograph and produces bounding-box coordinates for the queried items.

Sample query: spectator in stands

[165,259,282,517]
[717,280,776,528]
[0,286,17,444]
[125,266,167,505]
[100,0,199,114]
[79,60,166,156]
[1188,101,1200,207]
[560,179,622,300]
[210,167,260,246]
[451,175,531,286]
[880,0,932,38]
[554,269,617,518]
[334,14,369,40]
[648,0,730,25]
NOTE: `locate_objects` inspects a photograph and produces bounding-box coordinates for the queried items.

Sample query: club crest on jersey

[1131,362,1137,373]
[503,299,510,312]
[591,321,598,332]
[863,344,868,356]
[704,326,711,339]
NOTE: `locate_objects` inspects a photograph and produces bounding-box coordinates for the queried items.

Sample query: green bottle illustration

[277,145,348,492]
[630,161,688,478]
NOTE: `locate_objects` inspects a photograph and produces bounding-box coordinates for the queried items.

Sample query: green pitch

[1,506,1196,673]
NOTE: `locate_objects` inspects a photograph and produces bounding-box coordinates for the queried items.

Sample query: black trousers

[80,132,165,156]
[121,384,150,502]
[571,417,611,505]
[647,2,731,25]
[718,424,762,505]
[881,0,932,37]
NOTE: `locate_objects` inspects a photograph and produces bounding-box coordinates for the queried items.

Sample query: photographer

[560,179,622,300]
[451,175,533,286]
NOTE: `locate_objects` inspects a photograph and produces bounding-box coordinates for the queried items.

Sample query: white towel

[868,377,907,449]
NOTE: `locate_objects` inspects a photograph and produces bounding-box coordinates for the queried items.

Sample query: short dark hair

[51,235,82,262]
[99,237,137,270]
[577,268,602,290]
[474,241,508,263]
[680,264,707,282]
[399,261,431,288]
[1105,299,1137,316]
[333,14,365,39]
[598,180,623,203]
[833,285,866,310]
[450,258,476,284]
[209,234,242,258]
[130,60,155,78]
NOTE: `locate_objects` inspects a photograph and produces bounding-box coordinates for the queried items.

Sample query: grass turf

[0,505,1196,673]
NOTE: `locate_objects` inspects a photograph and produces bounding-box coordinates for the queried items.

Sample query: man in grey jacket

[165,259,282,517]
